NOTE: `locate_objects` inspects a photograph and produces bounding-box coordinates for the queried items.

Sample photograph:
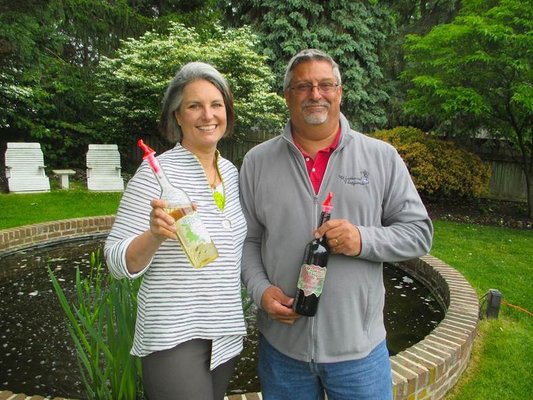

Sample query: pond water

[0,238,443,398]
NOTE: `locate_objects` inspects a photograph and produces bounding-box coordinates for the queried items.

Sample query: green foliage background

[2,1,531,398]
[402,0,532,215]
[94,23,286,154]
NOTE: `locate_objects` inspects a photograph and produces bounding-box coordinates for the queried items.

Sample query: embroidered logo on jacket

[338,170,369,186]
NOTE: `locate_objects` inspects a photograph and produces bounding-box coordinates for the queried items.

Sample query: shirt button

[311,168,316,172]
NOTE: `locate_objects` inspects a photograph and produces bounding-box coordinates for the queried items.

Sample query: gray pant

[142,339,237,400]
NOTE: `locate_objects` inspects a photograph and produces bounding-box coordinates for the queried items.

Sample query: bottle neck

[146,156,186,201]
[318,210,331,226]
[146,155,169,189]
[315,210,331,246]
[152,166,173,191]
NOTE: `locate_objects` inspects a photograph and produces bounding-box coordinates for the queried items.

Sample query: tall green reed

[48,249,143,399]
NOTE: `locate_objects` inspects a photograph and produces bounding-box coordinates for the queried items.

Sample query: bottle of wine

[138,139,218,268]
[294,192,334,316]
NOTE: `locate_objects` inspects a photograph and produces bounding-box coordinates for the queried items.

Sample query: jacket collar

[282,112,353,151]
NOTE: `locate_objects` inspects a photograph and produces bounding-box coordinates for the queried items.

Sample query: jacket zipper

[286,134,326,362]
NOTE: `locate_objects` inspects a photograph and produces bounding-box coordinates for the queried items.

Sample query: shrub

[371,126,491,199]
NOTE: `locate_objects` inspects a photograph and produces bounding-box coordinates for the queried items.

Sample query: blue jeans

[258,335,393,400]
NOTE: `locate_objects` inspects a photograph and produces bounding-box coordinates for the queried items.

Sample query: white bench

[86,144,124,191]
[52,169,76,189]
[5,142,51,193]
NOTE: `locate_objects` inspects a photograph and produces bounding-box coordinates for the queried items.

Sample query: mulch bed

[425,197,532,230]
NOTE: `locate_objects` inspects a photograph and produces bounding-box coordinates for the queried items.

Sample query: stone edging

[0,218,479,400]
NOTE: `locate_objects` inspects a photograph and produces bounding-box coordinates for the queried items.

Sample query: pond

[0,238,444,398]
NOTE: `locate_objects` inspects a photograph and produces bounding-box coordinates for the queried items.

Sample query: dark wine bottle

[294,192,334,316]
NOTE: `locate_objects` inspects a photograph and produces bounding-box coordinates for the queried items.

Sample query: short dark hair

[159,62,235,143]
[283,49,342,91]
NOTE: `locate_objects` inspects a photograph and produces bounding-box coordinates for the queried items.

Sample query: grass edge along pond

[1,191,532,399]
[431,220,532,399]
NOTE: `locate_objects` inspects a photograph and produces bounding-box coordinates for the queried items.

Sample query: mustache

[302,100,330,109]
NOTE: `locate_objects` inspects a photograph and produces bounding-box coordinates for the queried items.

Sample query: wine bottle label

[176,213,212,244]
[297,264,327,297]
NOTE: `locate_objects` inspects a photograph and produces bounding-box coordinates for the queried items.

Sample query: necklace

[206,159,225,210]
[209,166,218,189]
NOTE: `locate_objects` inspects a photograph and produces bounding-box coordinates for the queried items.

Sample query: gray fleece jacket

[239,114,433,363]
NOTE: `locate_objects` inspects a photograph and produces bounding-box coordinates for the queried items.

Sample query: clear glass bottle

[293,192,334,316]
[138,139,218,268]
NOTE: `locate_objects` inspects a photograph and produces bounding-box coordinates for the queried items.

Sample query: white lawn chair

[86,144,124,191]
[5,142,51,193]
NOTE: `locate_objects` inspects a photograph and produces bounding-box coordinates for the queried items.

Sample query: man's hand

[315,218,362,256]
[261,286,300,324]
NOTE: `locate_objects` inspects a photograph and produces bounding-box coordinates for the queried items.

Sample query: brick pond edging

[390,256,479,399]
[0,216,115,255]
[0,218,479,400]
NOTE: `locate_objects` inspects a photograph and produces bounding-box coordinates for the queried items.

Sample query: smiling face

[174,79,227,153]
[284,59,342,138]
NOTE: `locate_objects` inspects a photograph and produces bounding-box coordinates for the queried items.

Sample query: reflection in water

[0,239,443,398]
[384,263,444,355]
[0,239,102,398]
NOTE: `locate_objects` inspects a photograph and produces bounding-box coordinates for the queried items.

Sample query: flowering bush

[371,126,491,198]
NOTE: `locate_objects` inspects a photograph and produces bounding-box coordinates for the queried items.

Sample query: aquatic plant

[48,249,143,399]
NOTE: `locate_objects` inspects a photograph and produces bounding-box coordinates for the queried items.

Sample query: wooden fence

[463,137,528,202]
[486,161,527,202]
[123,131,276,171]
[1,135,528,202]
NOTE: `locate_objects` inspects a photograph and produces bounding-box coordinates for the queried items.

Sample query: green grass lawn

[431,220,533,399]
[0,189,122,230]
[0,190,531,398]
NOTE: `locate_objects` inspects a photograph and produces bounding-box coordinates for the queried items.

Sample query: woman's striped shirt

[104,143,247,370]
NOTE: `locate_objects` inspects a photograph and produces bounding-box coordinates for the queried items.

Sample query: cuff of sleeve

[355,225,369,259]
[121,236,152,279]
[254,281,274,310]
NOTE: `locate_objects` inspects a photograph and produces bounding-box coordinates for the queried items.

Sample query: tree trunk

[527,169,533,219]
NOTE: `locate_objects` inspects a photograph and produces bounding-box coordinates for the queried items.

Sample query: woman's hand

[149,199,177,242]
[125,199,177,273]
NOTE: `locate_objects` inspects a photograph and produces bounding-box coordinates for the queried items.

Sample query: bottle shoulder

[305,239,329,258]
[160,185,191,205]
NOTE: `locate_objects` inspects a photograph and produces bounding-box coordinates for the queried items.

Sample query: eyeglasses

[290,82,340,95]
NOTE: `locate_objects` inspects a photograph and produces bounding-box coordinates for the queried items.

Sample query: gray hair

[159,62,235,143]
[283,49,342,92]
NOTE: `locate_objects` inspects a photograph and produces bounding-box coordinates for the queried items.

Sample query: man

[239,49,433,400]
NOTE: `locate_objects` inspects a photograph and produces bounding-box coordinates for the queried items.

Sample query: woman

[104,62,247,399]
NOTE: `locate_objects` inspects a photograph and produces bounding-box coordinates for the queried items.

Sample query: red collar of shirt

[292,126,341,156]
[293,127,341,193]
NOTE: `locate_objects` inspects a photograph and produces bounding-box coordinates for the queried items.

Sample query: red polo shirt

[294,128,341,194]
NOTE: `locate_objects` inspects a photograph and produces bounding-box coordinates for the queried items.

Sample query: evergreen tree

[220,0,395,132]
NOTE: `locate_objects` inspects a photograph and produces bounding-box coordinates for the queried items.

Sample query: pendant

[213,190,225,210]
[222,219,232,229]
